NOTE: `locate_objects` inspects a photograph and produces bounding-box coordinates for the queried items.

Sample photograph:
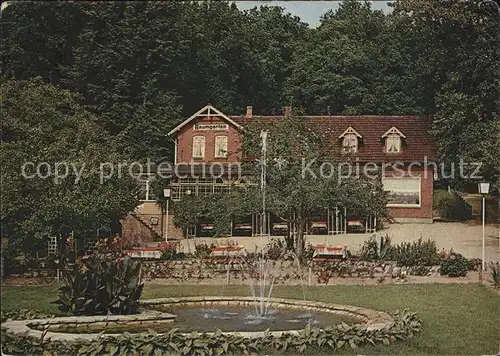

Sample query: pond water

[43,306,362,334]
[148,305,361,332]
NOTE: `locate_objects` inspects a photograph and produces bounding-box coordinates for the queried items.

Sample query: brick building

[122,104,438,244]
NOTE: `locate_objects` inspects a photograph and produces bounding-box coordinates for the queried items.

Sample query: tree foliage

[2,0,498,184]
[0,78,138,252]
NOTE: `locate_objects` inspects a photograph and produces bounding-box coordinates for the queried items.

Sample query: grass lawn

[2,283,498,355]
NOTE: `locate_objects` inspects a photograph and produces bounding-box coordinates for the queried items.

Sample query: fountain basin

[2,297,394,341]
[141,296,394,335]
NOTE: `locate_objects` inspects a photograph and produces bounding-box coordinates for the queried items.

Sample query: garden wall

[139,259,443,284]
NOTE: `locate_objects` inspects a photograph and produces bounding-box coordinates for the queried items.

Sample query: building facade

[122,104,438,244]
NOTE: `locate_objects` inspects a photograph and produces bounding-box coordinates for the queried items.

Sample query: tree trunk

[295,212,306,261]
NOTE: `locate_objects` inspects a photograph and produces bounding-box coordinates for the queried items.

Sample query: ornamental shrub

[194,242,213,258]
[160,242,186,260]
[360,235,396,261]
[395,238,439,267]
[52,253,143,315]
[490,262,500,289]
[265,238,287,260]
[440,252,469,277]
[432,190,469,220]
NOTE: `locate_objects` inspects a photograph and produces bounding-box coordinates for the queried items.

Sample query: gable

[339,126,363,138]
[382,126,407,138]
[168,105,243,136]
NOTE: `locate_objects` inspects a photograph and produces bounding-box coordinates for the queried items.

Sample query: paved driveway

[179,222,499,262]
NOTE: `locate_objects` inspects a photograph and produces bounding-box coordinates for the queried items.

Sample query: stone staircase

[453,191,473,220]
[131,212,163,240]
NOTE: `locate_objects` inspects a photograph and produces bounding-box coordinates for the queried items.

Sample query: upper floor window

[339,127,362,154]
[214,135,228,158]
[192,135,205,159]
[382,127,406,153]
[386,134,401,153]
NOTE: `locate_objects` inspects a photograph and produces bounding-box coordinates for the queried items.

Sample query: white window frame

[383,177,421,208]
[339,126,362,154]
[382,127,405,154]
[192,135,205,159]
[342,134,358,153]
[214,135,228,158]
[386,134,402,153]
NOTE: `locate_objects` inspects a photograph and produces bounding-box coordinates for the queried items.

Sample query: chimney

[284,106,291,116]
[245,106,253,118]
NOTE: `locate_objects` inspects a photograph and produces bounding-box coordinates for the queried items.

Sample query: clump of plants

[395,238,439,267]
[490,262,500,289]
[302,243,315,260]
[0,238,40,278]
[432,190,470,221]
[265,238,287,260]
[52,253,144,315]
[440,252,469,277]
[360,235,396,261]
[467,258,482,271]
[194,242,213,258]
[409,265,430,276]
[160,242,186,260]
[1,309,54,323]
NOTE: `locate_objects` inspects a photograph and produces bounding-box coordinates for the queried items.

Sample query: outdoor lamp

[478,182,490,195]
[478,181,490,271]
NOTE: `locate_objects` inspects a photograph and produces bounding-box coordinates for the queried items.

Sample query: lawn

[2,283,498,355]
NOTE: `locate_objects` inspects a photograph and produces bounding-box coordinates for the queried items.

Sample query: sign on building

[193,123,229,131]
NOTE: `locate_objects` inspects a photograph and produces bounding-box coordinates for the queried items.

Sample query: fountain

[2,245,396,340]
[246,257,275,318]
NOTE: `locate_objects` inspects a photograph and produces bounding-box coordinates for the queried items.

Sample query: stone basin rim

[1,297,394,342]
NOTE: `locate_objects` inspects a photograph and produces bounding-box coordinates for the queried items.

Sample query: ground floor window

[382,177,421,207]
[169,177,238,201]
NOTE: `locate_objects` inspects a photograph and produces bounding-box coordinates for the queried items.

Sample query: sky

[234,1,393,28]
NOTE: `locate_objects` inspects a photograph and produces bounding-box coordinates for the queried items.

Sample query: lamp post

[185,189,192,238]
[260,130,268,236]
[163,189,171,243]
[478,182,490,271]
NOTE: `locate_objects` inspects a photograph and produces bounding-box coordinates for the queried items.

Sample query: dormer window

[382,127,406,153]
[339,127,362,154]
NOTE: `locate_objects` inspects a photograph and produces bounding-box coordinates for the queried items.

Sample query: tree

[285,0,389,114]
[0,78,139,253]
[64,2,184,161]
[390,0,500,185]
[240,110,388,259]
[1,1,85,85]
[170,191,261,238]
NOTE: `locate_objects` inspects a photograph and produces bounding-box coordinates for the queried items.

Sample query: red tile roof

[230,115,437,163]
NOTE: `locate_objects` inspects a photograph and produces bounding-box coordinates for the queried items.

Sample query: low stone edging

[2,311,175,342]
[141,296,394,336]
[2,297,394,341]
